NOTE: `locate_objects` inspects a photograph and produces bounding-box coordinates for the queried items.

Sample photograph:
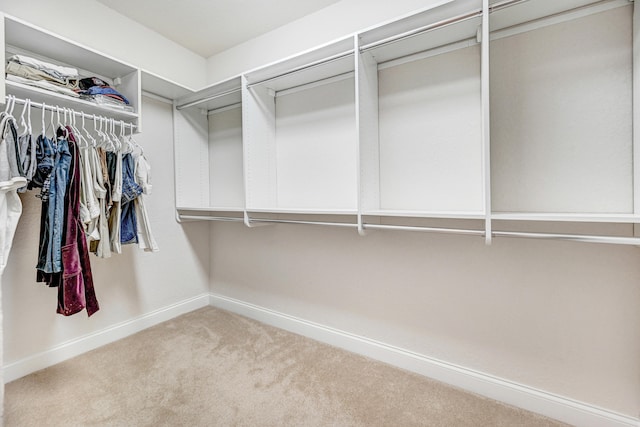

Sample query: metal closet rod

[178,215,244,222]
[174,0,527,111]
[248,218,359,228]
[4,95,137,129]
[178,213,640,246]
[176,50,354,111]
[359,0,527,52]
[363,223,485,237]
[176,87,241,110]
[492,231,640,246]
[245,50,354,89]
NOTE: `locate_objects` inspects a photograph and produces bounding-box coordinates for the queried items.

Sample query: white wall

[205,0,448,83]
[210,221,640,417]
[0,0,207,90]
[2,96,210,368]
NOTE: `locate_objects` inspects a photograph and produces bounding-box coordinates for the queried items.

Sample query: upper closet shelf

[141,71,194,101]
[489,0,628,33]
[359,0,482,62]
[3,14,141,125]
[5,16,136,78]
[176,76,242,112]
[244,36,355,92]
[6,80,138,121]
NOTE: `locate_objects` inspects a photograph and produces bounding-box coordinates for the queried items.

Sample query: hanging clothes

[39,127,99,316]
[57,126,99,316]
[134,152,159,252]
[28,133,55,191]
[90,147,112,258]
[16,100,36,189]
[2,95,155,316]
[36,128,71,275]
[120,152,142,244]
[0,106,27,275]
[1,111,23,180]
[106,150,122,254]
[0,177,26,275]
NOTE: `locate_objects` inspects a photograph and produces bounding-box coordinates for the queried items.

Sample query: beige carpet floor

[5,307,568,426]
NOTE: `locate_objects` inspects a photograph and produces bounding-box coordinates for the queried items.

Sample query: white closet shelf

[6,81,139,121]
[168,0,640,247]
[491,213,640,223]
[358,0,478,50]
[141,71,194,101]
[244,37,354,93]
[176,76,242,111]
[5,15,137,79]
[2,14,142,130]
[489,0,627,33]
[366,11,481,65]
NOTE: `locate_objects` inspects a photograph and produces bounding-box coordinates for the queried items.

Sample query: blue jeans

[120,153,141,244]
[37,133,71,274]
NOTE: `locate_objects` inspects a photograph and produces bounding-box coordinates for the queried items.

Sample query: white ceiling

[96,0,341,58]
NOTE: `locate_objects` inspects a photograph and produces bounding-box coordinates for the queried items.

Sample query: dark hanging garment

[120,152,141,244]
[28,134,54,190]
[36,130,71,277]
[49,127,100,316]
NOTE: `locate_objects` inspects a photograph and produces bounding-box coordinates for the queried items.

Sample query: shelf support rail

[481,0,492,245]
[4,95,137,130]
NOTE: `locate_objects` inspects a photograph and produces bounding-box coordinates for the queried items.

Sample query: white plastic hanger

[127,122,143,156]
[82,113,96,147]
[4,95,16,118]
[18,98,30,136]
[41,102,46,137]
[109,119,120,152]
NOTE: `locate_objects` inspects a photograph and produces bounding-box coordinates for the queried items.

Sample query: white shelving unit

[172,0,640,245]
[174,76,244,214]
[489,0,636,223]
[2,14,142,129]
[242,37,357,215]
[357,0,486,221]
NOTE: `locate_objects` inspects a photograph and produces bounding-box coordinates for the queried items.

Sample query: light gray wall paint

[210,221,640,416]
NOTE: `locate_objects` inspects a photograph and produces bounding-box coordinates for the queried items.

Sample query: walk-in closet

[1,0,639,426]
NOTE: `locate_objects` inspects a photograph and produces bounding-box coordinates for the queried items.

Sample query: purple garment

[42,127,99,317]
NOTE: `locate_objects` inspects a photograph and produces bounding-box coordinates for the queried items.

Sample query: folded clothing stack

[6,54,79,98]
[77,77,133,112]
[5,55,134,113]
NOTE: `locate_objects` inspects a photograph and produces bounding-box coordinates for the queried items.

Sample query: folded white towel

[9,54,78,78]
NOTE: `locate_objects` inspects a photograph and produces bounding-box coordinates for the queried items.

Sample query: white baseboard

[3,293,210,383]
[209,293,640,427]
